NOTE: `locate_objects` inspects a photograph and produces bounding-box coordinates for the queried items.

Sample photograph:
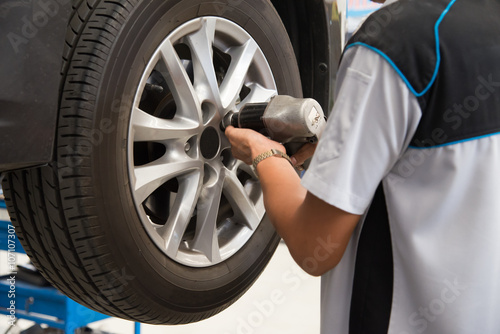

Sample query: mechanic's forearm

[225,126,357,275]
[256,157,306,231]
[256,157,329,275]
[255,156,358,276]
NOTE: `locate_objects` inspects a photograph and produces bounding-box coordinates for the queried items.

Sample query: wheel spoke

[187,18,221,105]
[232,160,257,179]
[156,172,203,258]
[133,159,202,204]
[224,172,262,230]
[191,170,224,262]
[159,40,201,121]
[220,133,231,152]
[220,39,258,108]
[131,107,200,142]
[237,83,277,110]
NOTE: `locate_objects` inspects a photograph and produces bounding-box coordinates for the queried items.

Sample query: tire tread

[3,0,140,320]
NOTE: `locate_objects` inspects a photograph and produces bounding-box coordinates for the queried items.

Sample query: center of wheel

[200,126,220,159]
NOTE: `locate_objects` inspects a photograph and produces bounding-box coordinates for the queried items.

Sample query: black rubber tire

[2,0,302,324]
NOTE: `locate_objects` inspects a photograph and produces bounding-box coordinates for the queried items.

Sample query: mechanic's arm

[225,126,360,277]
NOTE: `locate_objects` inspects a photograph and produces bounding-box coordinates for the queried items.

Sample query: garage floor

[0,242,320,334]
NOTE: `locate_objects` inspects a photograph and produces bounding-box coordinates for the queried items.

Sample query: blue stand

[0,198,141,333]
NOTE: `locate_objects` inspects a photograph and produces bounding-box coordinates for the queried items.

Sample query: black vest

[344,1,500,333]
[347,0,500,148]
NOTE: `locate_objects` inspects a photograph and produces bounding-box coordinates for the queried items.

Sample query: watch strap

[252,149,292,169]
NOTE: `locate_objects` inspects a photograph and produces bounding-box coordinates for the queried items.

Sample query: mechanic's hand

[290,143,317,169]
[225,126,285,165]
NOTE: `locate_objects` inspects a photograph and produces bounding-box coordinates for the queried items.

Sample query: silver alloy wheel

[128,17,277,267]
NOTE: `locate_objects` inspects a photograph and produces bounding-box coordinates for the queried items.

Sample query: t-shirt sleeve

[301,45,422,215]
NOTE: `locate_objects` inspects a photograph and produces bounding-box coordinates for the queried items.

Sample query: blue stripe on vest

[345,0,457,97]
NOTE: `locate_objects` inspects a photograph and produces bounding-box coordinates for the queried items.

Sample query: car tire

[2,0,301,324]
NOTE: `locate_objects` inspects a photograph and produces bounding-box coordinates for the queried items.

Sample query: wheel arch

[271,0,346,115]
[0,1,73,172]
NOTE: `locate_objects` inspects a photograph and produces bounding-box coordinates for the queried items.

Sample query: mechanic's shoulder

[344,0,451,96]
[348,0,445,48]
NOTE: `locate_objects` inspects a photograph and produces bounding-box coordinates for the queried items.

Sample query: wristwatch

[252,149,293,170]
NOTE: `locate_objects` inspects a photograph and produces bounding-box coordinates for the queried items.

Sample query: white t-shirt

[302,45,500,334]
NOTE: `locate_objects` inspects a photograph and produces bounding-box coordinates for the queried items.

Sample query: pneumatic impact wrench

[221,95,327,157]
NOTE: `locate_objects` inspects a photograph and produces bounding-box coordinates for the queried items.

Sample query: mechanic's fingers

[224,125,236,137]
[225,126,288,166]
[225,126,253,165]
[290,143,317,167]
